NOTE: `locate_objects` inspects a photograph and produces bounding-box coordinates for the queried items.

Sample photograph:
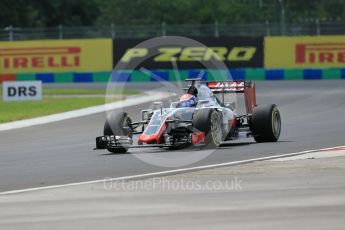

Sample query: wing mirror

[153,101,164,115]
[141,109,153,121]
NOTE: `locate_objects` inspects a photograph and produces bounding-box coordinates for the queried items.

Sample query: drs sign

[3,81,42,101]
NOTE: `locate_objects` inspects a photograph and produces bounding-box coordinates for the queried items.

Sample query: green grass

[0,87,142,123]
[0,98,113,123]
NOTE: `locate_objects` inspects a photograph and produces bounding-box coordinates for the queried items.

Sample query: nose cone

[138,134,158,144]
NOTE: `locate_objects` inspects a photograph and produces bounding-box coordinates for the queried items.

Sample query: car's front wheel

[193,108,222,148]
[104,111,132,153]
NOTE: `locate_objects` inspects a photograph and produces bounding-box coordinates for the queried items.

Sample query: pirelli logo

[296,43,345,64]
[0,47,81,70]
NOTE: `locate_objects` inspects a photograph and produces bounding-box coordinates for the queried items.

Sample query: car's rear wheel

[193,109,222,148]
[104,111,132,153]
[250,104,281,142]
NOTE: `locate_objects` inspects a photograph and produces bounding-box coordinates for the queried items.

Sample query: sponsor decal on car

[207,81,245,92]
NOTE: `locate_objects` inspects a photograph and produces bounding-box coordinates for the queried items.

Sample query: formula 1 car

[95,79,281,153]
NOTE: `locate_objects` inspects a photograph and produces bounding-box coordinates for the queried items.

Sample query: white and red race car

[95,79,281,153]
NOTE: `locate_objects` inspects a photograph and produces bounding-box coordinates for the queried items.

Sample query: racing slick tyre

[251,104,281,142]
[104,111,132,153]
[192,109,222,148]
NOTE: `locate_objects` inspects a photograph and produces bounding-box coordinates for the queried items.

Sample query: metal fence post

[58,24,63,39]
[279,0,285,35]
[162,22,166,36]
[266,20,270,36]
[214,20,219,38]
[8,25,14,41]
[281,9,285,35]
[111,23,116,38]
[316,19,321,35]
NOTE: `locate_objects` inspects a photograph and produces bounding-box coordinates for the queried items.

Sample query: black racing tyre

[251,104,281,142]
[192,109,222,148]
[104,111,132,153]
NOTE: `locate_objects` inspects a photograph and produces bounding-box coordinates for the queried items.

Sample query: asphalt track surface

[2,157,344,230]
[1,81,345,192]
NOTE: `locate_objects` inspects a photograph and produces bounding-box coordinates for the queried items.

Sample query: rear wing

[207,81,256,113]
[207,81,249,93]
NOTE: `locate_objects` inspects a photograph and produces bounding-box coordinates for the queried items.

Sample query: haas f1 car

[95,79,281,153]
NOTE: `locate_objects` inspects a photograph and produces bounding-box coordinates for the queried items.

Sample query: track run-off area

[0,81,345,192]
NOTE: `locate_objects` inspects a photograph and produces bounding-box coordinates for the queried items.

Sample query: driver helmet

[178,94,197,107]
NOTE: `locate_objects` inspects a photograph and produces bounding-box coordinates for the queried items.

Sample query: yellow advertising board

[0,39,112,74]
[265,36,345,68]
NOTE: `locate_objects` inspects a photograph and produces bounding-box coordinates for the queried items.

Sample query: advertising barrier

[0,39,112,74]
[0,36,344,82]
[2,68,344,83]
[113,37,264,69]
[265,35,345,68]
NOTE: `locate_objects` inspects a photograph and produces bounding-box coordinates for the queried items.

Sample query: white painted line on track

[0,91,171,132]
[1,145,344,195]
[270,147,345,161]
